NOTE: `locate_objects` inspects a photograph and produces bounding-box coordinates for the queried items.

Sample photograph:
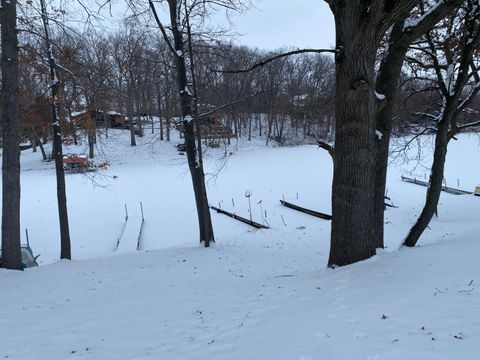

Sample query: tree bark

[1,0,22,270]
[328,4,378,267]
[373,22,408,250]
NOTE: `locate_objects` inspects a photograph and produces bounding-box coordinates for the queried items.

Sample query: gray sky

[72,0,335,51]
[226,0,335,50]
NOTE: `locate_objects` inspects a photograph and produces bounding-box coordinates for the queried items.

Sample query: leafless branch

[149,0,179,58]
[212,48,335,74]
[197,93,259,118]
[317,140,334,158]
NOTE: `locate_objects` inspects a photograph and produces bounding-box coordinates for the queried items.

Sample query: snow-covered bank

[1,129,479,359]
[1,226,478,360]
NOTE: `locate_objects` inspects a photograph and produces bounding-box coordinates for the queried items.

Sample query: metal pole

[260,201,264,224]
[248,197,252,222]
[25,228,30,247]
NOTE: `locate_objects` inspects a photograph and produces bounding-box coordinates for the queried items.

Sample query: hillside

[1,129,479,359]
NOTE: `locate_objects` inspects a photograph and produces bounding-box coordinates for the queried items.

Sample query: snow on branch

[457,119,480,130]
[400,0,463,43]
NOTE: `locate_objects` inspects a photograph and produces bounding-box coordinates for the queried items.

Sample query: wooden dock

[401,176,473,195]
[280,200,332,220]
[210,205,269,229]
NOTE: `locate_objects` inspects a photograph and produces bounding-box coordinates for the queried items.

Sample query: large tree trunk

[1,0,22,270]
[328,7,378,267]
[373,22,409,250]
[40,0,71,260]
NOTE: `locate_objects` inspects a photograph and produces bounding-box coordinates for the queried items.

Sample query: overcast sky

[76,0,336,51]
[226,0,335,50]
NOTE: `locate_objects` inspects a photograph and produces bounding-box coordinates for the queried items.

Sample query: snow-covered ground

[1,128,479,359]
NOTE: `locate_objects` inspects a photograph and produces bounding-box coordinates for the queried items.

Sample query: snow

[1,126,479,359]
[376,130,384,140]
[115,213,142,253]
[403,1,445,32]
[375,91,386,100]
[70,110,87,117]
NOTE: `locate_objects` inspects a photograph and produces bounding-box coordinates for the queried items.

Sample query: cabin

[71,110,126,129]
[176,116,234,141]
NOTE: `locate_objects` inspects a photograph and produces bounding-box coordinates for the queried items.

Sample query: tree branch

[212,48,335,74]
[317,140,334,158]
[197,93,259,119]
[149,0,179,59]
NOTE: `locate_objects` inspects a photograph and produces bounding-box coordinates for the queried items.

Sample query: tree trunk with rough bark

[373,23,407,250]
[1,0,22,270]
[328,9,378,266]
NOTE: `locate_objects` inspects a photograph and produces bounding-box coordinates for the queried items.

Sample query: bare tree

[150,0,214,246]
[404,0,480,247]
[373,0,464,250]
[39,0,72,260]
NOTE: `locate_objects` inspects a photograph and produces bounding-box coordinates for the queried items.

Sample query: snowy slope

[0,227,478,359]
[0,128,479,359]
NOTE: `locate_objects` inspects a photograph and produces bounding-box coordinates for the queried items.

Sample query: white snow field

[1,129,479,360]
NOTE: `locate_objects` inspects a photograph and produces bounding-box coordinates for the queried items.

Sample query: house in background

[176,115,234,146]
[71,110,126,129]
